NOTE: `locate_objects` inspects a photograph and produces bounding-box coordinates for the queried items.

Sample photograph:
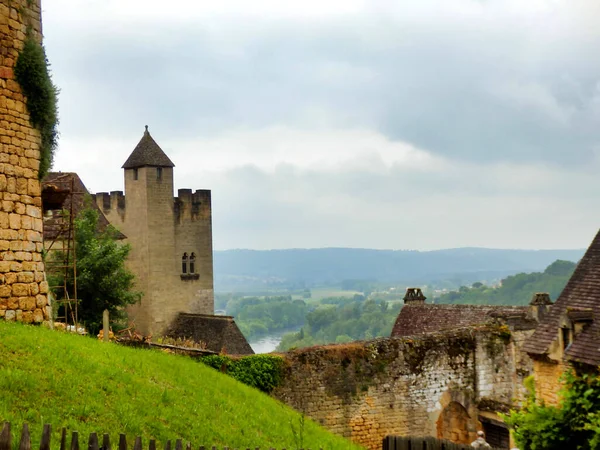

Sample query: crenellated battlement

[175,188,211,223]
[93,191,125,213]
[92,188,211,225]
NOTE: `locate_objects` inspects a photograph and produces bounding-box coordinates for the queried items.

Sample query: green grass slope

[0,322,360,449]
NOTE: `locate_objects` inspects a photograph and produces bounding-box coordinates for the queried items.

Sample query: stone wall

[274,327,533,450]
[531,358,567,406]
[0,0,49,324]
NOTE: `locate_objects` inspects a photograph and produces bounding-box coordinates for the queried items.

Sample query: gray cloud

[40,0,600,249]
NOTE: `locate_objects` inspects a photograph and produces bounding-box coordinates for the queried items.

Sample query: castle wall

[0,0,49,324]
[94,170,214,336]
[273,327,533,450]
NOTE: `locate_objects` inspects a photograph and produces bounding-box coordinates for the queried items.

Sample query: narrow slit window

[133,168,138,180]
[562,327,572,350]
[157,167,163,181]
[182,253,188,274]
[189,253,196,274]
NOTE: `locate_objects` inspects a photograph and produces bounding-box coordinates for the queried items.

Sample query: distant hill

[214,247,584,291]
[437,259,577,306]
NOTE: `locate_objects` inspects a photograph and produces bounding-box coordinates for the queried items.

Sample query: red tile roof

[392,303,534,337]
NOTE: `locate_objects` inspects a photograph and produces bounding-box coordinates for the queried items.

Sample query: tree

[53,207,142,334]
[506,370,600,449]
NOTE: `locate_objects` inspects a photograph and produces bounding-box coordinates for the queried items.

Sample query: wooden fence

[382,435,505,450]
[0,423,321,450]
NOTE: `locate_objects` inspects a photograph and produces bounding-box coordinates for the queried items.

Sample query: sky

[41,0,600,251]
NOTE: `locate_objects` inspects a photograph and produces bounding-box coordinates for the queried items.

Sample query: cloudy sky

[42,0,600,250]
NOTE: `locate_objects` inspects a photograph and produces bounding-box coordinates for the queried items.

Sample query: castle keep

[0,0,49,324]
[93,127,214,336]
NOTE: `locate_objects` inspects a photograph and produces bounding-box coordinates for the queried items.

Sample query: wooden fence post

[0,422,11,450]
[60,428,67,450]
[175,440,182,450]
[88,433,99,450]
[19,423,30,450]
[149,440,156,450]
[118,434,127,450]
[40,425,52,450]
[133,436,142,450]
[164,440,171,450]
[71,432,80,450]
[103,434,111,450]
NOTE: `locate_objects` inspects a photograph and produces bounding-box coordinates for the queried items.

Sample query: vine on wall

[14,32,59,179]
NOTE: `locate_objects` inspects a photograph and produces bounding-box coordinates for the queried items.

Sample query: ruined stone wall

[0,0,49,324]
[274,327,533,450]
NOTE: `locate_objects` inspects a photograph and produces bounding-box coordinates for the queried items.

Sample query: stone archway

[436,401,471,444]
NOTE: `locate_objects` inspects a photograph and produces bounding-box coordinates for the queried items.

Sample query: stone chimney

[404,288,426,304]
[529,292,553,322]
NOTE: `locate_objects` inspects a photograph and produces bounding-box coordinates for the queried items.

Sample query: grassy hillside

[0,322,360,449]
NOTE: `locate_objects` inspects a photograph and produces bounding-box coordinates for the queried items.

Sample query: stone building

[274,288,544,450]
[0,0,49,324]
[92,126,214,336]
[524,229,600,405]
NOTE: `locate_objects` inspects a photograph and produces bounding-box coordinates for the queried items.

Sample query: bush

[200,354,285,393]
[506,371,600,450]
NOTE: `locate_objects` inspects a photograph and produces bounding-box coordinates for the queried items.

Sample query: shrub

[200,354,285,393]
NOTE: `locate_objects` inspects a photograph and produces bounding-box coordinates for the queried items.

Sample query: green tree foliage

[226,295,308,340]
[14,34,59,179]
[506,370,600,449]
[437,260,577,306]
[51,207,141,334]
[276,297,401,351]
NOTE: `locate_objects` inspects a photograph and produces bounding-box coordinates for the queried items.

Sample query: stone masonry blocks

[0,0,48,325]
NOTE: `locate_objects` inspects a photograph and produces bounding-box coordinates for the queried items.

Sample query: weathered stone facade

[0,0,49,324]
[93,128,214,336]
[274,326,534,450]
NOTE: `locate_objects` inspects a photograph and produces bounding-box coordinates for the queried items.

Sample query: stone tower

[95,126,214,335]
[0,0,49,323]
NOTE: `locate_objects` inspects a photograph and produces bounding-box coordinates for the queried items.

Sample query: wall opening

[436,401,471,444]
[481,417,510,449]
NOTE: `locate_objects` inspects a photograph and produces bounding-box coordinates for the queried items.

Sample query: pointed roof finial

[122,126,175,169]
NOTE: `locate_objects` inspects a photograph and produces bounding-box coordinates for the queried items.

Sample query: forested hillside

[436,260,576,306]
[214,247,583,291]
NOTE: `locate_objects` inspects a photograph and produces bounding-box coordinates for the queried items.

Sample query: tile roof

[391,303,534,337]
[524,229,600,365]
[42,172,126,242]
[165,313,254,355]
[122,126,175,169]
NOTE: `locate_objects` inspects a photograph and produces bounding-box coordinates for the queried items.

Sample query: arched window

[182,253,188,274]
[189,253,196,274]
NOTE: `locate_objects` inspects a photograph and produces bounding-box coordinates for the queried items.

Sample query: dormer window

[182,253,188,274]
[157,167,163,181]
[189,253,196,274]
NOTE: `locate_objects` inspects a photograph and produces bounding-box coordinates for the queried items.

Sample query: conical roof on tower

[122,126,175,169]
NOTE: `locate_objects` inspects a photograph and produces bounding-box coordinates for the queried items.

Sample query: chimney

[404,288,426,305]
[529,292,553,322]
